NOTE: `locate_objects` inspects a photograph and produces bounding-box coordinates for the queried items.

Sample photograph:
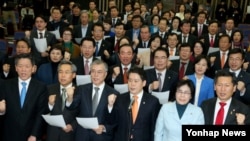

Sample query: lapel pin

[143,101,145,104]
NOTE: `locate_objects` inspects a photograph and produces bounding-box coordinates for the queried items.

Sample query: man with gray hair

[73,10,93,40]
[66,59,120,141]
[46,60,78,141]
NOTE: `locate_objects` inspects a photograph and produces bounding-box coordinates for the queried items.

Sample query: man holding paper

[66,59,119,141]
[46,60,78,141]
[145,47,178,101]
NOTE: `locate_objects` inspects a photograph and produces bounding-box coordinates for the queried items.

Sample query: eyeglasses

[176,90,191,95]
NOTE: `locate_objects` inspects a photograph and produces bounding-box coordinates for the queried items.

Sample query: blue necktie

[95,42,99,56]
[20,82,27,108]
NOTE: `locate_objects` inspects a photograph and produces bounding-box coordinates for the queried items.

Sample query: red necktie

[179,62,186,80]
[114,39,119,52]
[210,36,214,47]
[215,102,226,125]
[221,53,226,68]
[123,67,128,83]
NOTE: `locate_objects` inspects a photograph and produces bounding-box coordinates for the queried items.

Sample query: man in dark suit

[191,11,208,38]
[169,43,194,80]
[46,60,78,141]
[1,38,31,79]
[166,33,179,56]
[145,47,178,101]
[125,15,143,42]
[106,44,135,87]
[46,7,69,40]
[92,23,113,64]
[201,70,250,125]
[201,20,220,55]
[72,37,98,75]
[66,59,119,141]
[73,10,93,40]
[177,20,197,48]
[208,34,231,78]
[29,15,57,68]
[0,53,48,141]
[137,25,151,50]
[109,6,122,29]
[151,18,169,46]
[219,18,236,38]
[225,48,250,107]
[110,66,161,141]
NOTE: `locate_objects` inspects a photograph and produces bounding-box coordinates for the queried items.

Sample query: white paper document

[143,66,154,70]
[138,48,150,54]
[114,84,128,94]
[34,38,47,52]
[152,91,170,104]
[169,56,180,60]
[76,75,91,86]
[75,38,82,44]
[207,47,219,55]
[50,30,61,39]
[76,117,99,129]
[42,114,66,128]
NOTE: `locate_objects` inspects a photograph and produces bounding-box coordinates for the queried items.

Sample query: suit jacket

[125,29,141,42]
[154,101,204,141]
[192,24,208,38]
[187,74,215,106]
[29,30,57,67]
[106,64,136,87]
[201,98,250,125]
[46,83,78,141]
[67,83,119,141]
[208,51,229,78]
[202,34,219,55]
[95,39,113,63]
[177,34,197,47]
[35,62,59,85]
[71,57,98,75]
[73,23,93,38]
[151,32,168,45]
[224,69,250,106]
[113,92,161,141]
[46,20,69,38]
[0,77,48,141]
[145,68,178,101]
[169,60,194,79]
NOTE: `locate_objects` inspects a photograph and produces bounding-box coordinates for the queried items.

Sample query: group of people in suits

[1,0,250,141]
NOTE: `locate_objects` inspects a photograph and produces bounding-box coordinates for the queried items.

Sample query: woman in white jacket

[154,79,204,141]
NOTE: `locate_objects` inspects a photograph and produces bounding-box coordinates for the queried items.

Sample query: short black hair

[153,47,169,58]
[128,66,146,81]
[214,70,237,85]
[176,79,195,102]
[15,53,35,66]
[80,37,96,47]
[228,48,245,59]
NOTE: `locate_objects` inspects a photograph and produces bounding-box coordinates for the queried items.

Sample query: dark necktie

[114,39,119,52]
[61,88,66,110]
[39,32,43,39]
[95,42,99,56]
[179,62,186,80]
[158,73,162,92]
[112,18,116,27]
[143,42,146,48]
[92,87,100,115]
[183,36,187,43]
[198,25,202,37]
[215,102,226,125]
[20,82,27,108]
[210,36,214,47]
